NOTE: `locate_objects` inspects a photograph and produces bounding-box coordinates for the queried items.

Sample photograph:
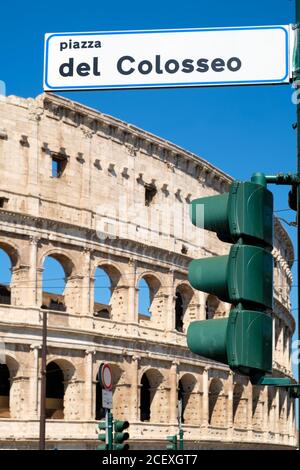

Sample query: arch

[93,264,122,318]
[0,243,17,306]
[41,253,76,312]
[0,241,19,268]
[138,273,162,324]
[93,263,122,288]
[175,283,194,333]
[178,373,198,425]
[40,250,76,278]
[209,378,226,427]
[46,361,64,419]
[140,368,164,423]
[233,383,247,428]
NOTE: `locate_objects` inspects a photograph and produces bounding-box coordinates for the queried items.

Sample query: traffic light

[97,421,107,451]
[187,178,274,380]
[166,434,177,451]
[113,420,130,450]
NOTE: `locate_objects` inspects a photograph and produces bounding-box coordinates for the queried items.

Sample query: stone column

[30,344,41,418]
[127,259,138,324]
[81,249,92,316]
[202,367,209,426]
[130,355,140,422]
[166,270,175,331]
[169,361,178,424]
[198,292,207,320]
[29,236,40,307]
[85,349,96,420]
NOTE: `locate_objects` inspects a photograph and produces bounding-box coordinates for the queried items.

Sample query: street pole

[296,0,300,450]
[39,310,47,450]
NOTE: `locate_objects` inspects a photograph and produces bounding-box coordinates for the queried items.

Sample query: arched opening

[178,379,184,423]
[46,361,64,419]
[139,369,166,423]
[95,379,105,421]
[0,364,10,417]
[205,295,220,319]
[178,374,198,425]
[140,373,151,422]
[41,255,71,311]
[209,378,226,427]
[233,383,247,428]
[138,278,151,317]
[138,275,163,327]
[94,267,112,318]
[175,292,184,332]
[0,248,12,305]
[175,284,194,333]
[93,265,122,320]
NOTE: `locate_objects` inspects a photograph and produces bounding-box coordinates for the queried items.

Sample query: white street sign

[102,389,113,409]
[44,26,292,91]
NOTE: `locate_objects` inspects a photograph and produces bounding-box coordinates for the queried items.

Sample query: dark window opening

[177,380,185,424]
[0,364,10,418]
[0,284,10,305]
[93,305,111,319]
[95,380,105,420]
[0,198,9,209]
[145,184,157,206]
[51,154,67,178]
[175,292,184,332]
[46,362,64,419]
[140,374,151,422]
[41,293,66,312]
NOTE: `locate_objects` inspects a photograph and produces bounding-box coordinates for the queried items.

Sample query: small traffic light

[113,420,130,450]
[166,434,177,451]
[97,421,107,451]
[187,178,274,379]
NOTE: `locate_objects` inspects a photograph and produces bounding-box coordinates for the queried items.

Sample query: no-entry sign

[43,26,292,91]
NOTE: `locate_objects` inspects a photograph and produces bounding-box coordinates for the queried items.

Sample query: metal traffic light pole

[295,0,300,451]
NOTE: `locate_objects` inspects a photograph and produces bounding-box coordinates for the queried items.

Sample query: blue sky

[0,0,299,375]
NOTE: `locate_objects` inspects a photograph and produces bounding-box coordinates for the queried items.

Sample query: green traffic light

[166,435,177,451]
[187,307,273,375]
[188,178,274,378]
[188,244,273,310]
[113,420,130,451]
[190,181,273,247]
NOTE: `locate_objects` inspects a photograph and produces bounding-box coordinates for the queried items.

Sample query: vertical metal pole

[108,411,113,451]
[39,310,47,450]
[296,0,300,451]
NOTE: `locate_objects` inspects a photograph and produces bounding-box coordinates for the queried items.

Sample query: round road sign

[99,363,112,390]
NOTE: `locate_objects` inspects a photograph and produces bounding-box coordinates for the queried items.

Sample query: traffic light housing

[187,179,274,379]
[166,434,177,451]
[113,420,130,450]
[97,421,107,451]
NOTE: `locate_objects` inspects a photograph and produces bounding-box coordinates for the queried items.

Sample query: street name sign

[44,26,293,91]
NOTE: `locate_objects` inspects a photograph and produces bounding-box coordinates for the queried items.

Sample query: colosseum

[0,92,297,449]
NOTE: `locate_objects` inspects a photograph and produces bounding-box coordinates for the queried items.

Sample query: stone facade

[0,93,296,449]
